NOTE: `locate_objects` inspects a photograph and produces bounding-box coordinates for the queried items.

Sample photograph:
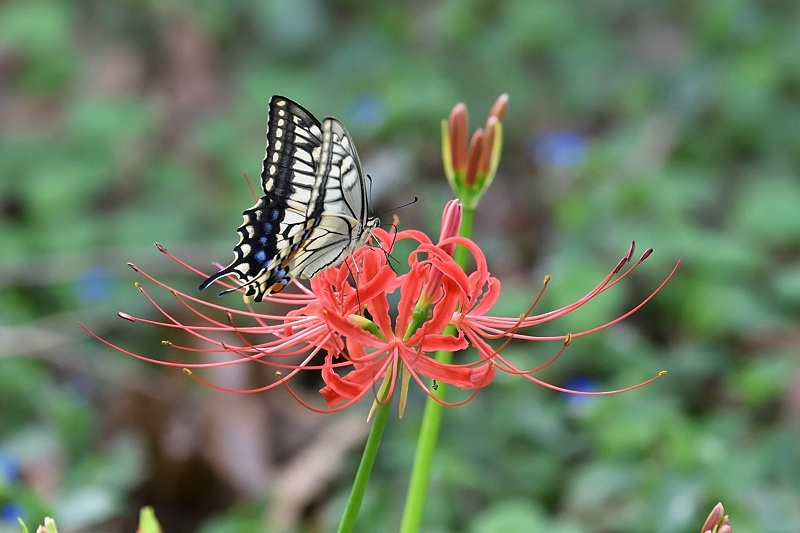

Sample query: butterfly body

[200,96,379,301]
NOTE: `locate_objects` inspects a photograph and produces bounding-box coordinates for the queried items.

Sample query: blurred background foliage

[1,0,799,531]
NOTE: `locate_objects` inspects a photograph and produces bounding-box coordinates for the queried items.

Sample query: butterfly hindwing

[199,96,379,301]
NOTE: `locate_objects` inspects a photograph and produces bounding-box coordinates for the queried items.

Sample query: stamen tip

[658,370,668,377]
[182,368,192,376]
[127,262,138,271]
[543,275,551,285]
[161,340,172,346]
[155,242,166,252]
[621,242,636,264]
[564,333,572,346]
[118,312,135,322]
[134,282,143,292]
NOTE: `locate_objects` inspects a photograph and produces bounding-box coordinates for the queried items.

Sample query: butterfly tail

[198,266,242,296]
[199,257,291,301]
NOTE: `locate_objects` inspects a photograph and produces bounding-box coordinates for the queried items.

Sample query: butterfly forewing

[199,96,379,302]
[267,119,378,283]
[317,119,369,222]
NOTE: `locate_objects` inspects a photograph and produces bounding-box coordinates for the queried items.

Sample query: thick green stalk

[337,388,393,533]
[399,206,475,533]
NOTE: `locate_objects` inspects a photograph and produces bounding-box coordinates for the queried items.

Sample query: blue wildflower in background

[528,131,587,168]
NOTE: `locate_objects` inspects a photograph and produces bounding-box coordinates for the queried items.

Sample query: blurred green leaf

[731,174,800,246]
[43,517,58,533]
[0,0,75,91]
[469,500,586,533]
[730,351,796,408]
[138,506,162,533]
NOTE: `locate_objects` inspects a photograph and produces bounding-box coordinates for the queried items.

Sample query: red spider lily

[82,201,677,415]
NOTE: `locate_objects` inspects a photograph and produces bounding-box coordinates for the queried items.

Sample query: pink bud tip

[700,502,725,533]
[439,200,463,246]
[478,117,498,175]
[464,128,484,187]
[490,93,509,123]
[449,103,469,172]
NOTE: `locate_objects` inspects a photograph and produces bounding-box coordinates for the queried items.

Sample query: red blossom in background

[82,200,678,414]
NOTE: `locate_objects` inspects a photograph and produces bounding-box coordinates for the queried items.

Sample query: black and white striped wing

[199,96,377,302]
[283,118,378,278]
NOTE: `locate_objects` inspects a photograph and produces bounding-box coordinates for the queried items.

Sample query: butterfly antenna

[374,196,419,220]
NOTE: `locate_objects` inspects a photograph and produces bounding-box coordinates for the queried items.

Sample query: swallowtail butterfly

[199,96,379,301]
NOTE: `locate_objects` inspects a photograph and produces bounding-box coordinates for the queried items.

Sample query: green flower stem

[337,393,393,533]
[338,201,475,533]
[399,205,475,533]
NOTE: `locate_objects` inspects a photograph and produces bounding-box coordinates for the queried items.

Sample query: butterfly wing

[260,96,323,208]
[199,96,377,301]
[287,118,378,277]
[199,96,324,300]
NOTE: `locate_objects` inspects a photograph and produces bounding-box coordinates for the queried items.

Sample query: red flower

[82,200,677,415]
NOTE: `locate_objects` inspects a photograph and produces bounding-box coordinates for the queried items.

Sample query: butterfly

[199,95,380,301]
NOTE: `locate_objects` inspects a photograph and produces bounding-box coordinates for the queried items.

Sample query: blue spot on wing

[254,250,268,265]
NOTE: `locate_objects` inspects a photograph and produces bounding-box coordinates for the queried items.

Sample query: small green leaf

[18,518,29,533]
[138,506,162,533]
[44,517,58,533]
